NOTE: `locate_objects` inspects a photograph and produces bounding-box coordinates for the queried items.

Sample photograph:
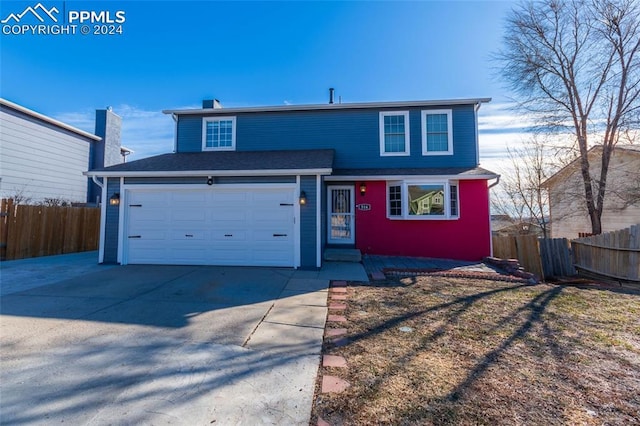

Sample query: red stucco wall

[354,180,492,261]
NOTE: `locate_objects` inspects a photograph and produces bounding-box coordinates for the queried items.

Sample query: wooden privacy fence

[492,235,575,280]
[0,199,100,261]
[492,235,544,279]
[572,225,640,282]
[539,238,575,278]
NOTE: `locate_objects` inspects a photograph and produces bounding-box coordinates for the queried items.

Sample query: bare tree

[497,0,640,234]
[492,137,553,238]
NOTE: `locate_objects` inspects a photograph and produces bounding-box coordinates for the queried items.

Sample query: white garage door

[124,186,296,267]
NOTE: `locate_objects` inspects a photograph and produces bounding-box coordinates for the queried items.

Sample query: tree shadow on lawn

[321,277,640,424]
[323,281,579,424]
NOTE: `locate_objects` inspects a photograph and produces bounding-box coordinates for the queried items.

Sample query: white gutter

[85,168,333,178]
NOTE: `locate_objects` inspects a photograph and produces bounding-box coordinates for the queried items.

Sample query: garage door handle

[128,235,141,239]
[273,233,288,237]
[185,234,193,238]
[225,234,233,237]
[129,204,142,207]
[280,203,294,206]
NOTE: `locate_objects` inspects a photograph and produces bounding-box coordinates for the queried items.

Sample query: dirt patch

[313,277,640,425]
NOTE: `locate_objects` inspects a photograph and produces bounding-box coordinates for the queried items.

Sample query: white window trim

[387,181,403,217]
[379,111,410,156]
[449,181,460,219]
[202,116,236,151]
[421,109,453,156]
[386,179,460,220]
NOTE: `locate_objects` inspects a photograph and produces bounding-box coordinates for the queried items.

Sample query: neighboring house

[0,98,129,204]
[542,145,640,238]
[491,215,545,237]
[86,95,499,268]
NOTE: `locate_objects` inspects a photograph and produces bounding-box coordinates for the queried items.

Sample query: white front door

[327,186,355,244]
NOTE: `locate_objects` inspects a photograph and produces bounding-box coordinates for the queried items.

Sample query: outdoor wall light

[360,182,367,196]
[109,193,120,206]
[299,191,307,205]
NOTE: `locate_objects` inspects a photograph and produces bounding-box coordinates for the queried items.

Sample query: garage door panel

[253,191,292,202]
[213,192,248,203]
[252,248,293,263]
[126,187,296,267]
[129,210,169,223]
[127,243,168,263]
[256,210,292,222]
[168,248,210,263]
[171,209,206,222]
[211,230,247,241]
[130,231,168,240]
[170,192,208,205]
[170,230,206,240]
[212,209,248,221]
[130,192,169,207]
[253,230,291,241]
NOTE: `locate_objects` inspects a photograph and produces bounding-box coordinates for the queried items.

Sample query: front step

[323,248,362,263]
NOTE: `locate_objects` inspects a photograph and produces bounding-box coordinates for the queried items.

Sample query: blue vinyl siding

[103,178,120,264]
[300,175,317,268]
[175,105,479,168]
[177,116,204,152]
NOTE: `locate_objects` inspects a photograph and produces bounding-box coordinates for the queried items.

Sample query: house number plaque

[356,204,371,211]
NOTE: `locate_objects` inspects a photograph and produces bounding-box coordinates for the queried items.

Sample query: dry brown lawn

[312,277,640,425]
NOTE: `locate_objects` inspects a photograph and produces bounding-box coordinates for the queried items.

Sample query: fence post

[0,199,14,260]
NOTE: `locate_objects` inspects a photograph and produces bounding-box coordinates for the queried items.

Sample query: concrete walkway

[0,253,368,425]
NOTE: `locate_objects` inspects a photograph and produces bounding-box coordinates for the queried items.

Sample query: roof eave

[85,168,333,177]
[0,98,102,141]
[324,173,499,181]
[162,98,492,116]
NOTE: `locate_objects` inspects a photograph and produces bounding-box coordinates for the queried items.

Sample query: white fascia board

[162,98,492,116]
[324,173,499,181]
[85,168,333,177]
[0,98,102,141]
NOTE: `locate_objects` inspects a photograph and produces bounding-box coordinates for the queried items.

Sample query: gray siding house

[0,98,127,204]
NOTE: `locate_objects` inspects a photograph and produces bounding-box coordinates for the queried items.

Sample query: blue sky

[1,0,522,167]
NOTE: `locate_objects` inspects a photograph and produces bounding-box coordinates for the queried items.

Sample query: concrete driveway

[0,252,367,425]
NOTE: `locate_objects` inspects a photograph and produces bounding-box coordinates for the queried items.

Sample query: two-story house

[86,96,498,268]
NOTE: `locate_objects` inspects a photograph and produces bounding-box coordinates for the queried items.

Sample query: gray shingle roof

[90,149,335,173]
[331,167,499,178]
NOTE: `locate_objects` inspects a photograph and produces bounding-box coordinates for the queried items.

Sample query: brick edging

[315,280,353,426]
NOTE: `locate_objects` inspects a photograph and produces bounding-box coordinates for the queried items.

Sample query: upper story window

[379,111,410,156]
[421,109,453,155]
[203,117,236,151]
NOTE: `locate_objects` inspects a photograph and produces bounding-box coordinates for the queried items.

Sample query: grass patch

[313,277,640,425]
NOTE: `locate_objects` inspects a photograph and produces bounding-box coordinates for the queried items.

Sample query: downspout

[474,102,482,166]
[92,175,104,189]
[488,175,500,189]
[171,113,178,153]
[487,174,500,258]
